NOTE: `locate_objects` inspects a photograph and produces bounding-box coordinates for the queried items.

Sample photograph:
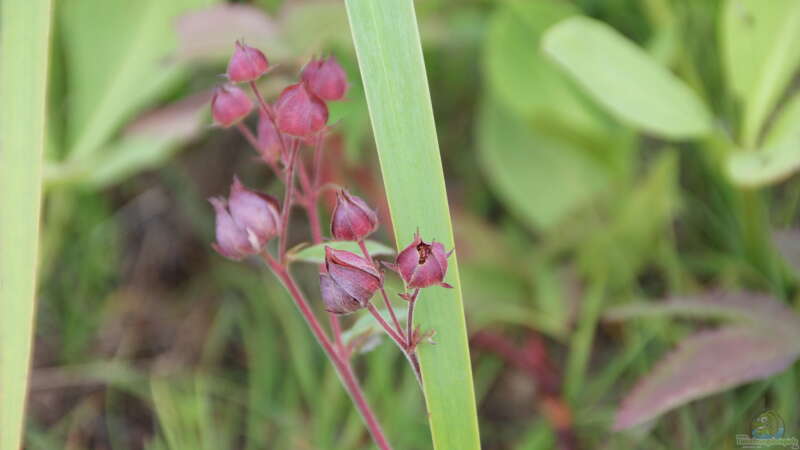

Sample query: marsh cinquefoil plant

[207,41,452,450]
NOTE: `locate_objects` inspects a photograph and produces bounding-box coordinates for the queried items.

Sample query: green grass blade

[0,0,54,448]
[343,1,481,448]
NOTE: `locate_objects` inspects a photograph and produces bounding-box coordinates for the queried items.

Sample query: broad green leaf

[483,0,601,135]
[344,1,481,448]
[288,240,395,264]
[614,326,800,429]
[478,101,608,230]
[0,0,53,447]
[60,0,214,161]
[721,0,800,146]
[726,130,800,187]
[726,92,800,187]
[542,16,712,139]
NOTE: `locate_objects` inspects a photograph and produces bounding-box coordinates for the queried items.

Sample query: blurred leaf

[0,0,52,447]
[726,89,800,187]
[478,101,608,230]
[284,0,352,55]
[542,16,712,139]
[726,129,800,187]
[604,291,800,337]
[341,308,408,354]
[60,0,214,161]
[174,4,279,63]
[483,0,602,136]
[46,91,211,188]
[721,0,800,145]
[614,326,800,430]
[583,151,679,280]
[288,240,394,264]
[765,92,800,147]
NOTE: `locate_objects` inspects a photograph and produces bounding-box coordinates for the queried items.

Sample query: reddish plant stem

[249,81,291,166]
[278,142,298,262]
[366,303,405,348]
[358,240,404,337]
[406,288,420,348]
[263,252,392,450]
[235,123,281,179]
[312,133,324,189]
[295,144,342,349]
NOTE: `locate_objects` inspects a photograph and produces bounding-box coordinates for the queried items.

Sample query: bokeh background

[30,0,800,448]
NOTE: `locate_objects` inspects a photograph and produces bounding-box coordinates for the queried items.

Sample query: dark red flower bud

[331,189,378,241]
[210,177,281,260]
[321,246,381,314]
[274,82,328,137]
[226,41,269,83]
[211,84,253,127]
[256,110,281,164]
[301,56,348,101]
[395,232,453,289]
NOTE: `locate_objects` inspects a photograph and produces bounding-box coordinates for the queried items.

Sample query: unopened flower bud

[211,84,253,127]
[331,190,378,241]
[301,56,348,101]
[395,232,453,289]
[321,246,381,314]
[256,110,281,164]
[210,177,281,260]
[275,82,328,137]
[227,41,269,83]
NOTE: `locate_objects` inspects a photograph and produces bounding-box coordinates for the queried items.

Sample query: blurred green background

[29,0,800,448]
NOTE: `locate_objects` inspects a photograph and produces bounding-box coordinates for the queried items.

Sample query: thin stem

[313,132,324,189]
[236,122,259,149]
[263,252,392,450]
[358,240,404,337]
[366,303,406,349]
[249,80,291,166]
[406,288,420,348]
[236,122,281,180]
[278,142,299,261]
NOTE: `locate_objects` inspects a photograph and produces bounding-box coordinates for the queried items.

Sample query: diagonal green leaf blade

[344,1,481,448]
[542,16,712,139]
[0,0,53,447]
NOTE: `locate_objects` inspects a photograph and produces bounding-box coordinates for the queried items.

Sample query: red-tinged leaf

[604,291,800,339]
[614,326,800,430]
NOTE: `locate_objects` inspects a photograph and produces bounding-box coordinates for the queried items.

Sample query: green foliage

[478,101,608,230]
[543,16,712,139]
[721,0,800,146]
[0,1,53,448]
[344,0,481,448]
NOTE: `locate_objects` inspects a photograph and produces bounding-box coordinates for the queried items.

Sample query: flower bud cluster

[211,41,349,140]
